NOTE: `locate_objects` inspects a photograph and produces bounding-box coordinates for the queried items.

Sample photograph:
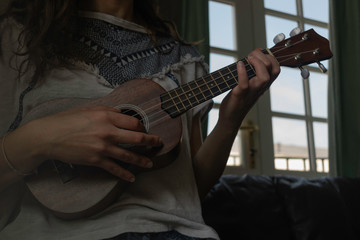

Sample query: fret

[218,70,230,89]
[218,68,236,90]
[189,81,207,103]
[201,76,215,97]
[161,50,265,118]
[167,91,183,112]
[182,82,201,105]
[243,58,256,79]
[210,71,227,95]
[204,75,222,96]
[226,65,238,86]
[160,91,183,118]
[208,72,222,93]
[174,88,191,110]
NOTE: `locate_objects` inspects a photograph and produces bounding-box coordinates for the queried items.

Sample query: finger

[112,129,163,147]
[92,106,122,112]
[98,158,136,182]
[250,49,281,81]
[246,55,271,88]
[232,61,249,96]
[105,145,153,169]
[249,49,272,71]
[267,55,281,79]
[108,112,146,132]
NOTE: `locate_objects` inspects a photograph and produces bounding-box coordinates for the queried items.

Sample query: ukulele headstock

[269,28,333,77]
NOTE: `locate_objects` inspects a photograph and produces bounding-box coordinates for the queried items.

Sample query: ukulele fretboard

[160,50,267,118]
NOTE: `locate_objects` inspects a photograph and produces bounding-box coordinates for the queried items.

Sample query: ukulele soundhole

[114,104,149,132]
[113,104,152,155]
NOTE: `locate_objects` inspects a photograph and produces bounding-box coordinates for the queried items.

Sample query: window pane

[313,122,328,159]
[316,159,324,172]
[275,158,287,170]
[309,72,328,118]
[323,159,329,173]
[316,159,329,173]
[264,0,297,15]
[270,68,305,115]
[303,0,329,23]
[304,24,328,40]
[209,53,236,73]
[208,108,242,166]
[288,159,306,171]
[227,134,242,166]
[209,1,236,50]
[207,108,219,135]
[210,53,236,104]
[265,15,298,48]
[273,117,308,159]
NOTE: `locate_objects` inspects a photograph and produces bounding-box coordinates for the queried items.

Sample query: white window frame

[209,0,335,178]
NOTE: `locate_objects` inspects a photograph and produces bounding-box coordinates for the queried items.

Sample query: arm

[192,49,280,199]
[0,106,162,192]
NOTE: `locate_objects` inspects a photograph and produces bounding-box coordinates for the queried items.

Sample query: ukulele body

[23,78,182,219]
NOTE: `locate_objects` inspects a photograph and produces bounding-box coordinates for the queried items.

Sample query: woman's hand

[218,49,280,131]
[26,106,162,182]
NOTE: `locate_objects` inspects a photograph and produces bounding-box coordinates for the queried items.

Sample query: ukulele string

[122,36,309,119]
[272,49,318,61]
[146,52,309,129]
[121,63,241,123]
[270,37,309,56]
[122,50,306,128]
[120,61,242,118]
[122,39,311,126]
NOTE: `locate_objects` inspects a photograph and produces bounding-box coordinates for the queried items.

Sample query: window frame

[208,0,334,177]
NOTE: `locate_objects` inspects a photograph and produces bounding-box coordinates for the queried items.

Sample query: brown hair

[1,0,180,84]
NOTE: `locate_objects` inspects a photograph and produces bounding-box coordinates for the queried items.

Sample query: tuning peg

[290,27,302,37]
[273,33,285,44]
[299,67,310,79]
[317,62,327,73]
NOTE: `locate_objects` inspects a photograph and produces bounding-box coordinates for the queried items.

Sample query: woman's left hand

[218,49,281,131]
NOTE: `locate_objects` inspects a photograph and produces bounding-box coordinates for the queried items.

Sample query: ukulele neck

[160,49,270,118]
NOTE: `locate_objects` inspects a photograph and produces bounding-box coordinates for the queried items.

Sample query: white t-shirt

[0,12,218,240]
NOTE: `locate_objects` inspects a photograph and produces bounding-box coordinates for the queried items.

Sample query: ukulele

[23,29,333,219]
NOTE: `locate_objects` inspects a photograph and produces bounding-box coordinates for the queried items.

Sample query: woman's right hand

[5,106,162,183]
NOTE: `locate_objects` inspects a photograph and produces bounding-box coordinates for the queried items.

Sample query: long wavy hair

[1,0,181,84]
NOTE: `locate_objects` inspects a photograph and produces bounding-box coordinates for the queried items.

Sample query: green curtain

[329,0,360,177]
[180,0,210,139]
[158,0,210,138]
[179,0,210,65]
[157,0,210,63]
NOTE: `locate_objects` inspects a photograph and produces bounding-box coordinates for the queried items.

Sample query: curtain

[329,0,360,177]
[180,0,210,138]
[179,0,210,65]
[158,0,210,138]
[157,0,209,63]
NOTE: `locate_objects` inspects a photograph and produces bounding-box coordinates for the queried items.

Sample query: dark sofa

[202,174,360,240]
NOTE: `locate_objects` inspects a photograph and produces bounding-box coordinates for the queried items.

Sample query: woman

[0,0,280,239]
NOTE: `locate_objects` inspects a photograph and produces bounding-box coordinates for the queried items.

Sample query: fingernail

[146,161,153,168]
[129,177,135,182]
[238,61,243,67]
[156,138,164,147]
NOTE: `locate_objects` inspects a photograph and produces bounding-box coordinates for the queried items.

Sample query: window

[208,0,331,176]
[264,0,330,175]
[208,0,240,167]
